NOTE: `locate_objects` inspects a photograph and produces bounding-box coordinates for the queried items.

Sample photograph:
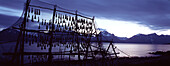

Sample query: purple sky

[1,0,170,37]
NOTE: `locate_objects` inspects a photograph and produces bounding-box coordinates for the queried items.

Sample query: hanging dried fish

[84,30,86,34]
[75,23,78,30]
[34,14,36,19]
[42,19,43,25]
[56,13,57,17]
[57,13,60,19]
[28,13,30,18]
[56,24,58,27]
[44,20,46,25]
[82,19,85,23]
[38,17,40,22]
[36,9,38,15]
[72,17,75,21]
[28,55,30,60]
[41,46,43,50]
[46,25,48,30]
[83,25,85,29]
[60,14,62,19]
[55,19,57,24]
[54,44,56,47]
[72,27,74,30]
[69,27,71,31]
[80,25,83,29]
[28,7,30,13]
[63,15,65,19]
[31,8,33,13]
[26,32,28,38]
[29,40,31,46]
[31,15,34,22]
[38,9,40,15]
[44,45,46,49]
[58,14,60,19]
[65,14,68,20]
[38,24,40,29]
[68,23,70,27]
[37,43,39,47]
[49,20,51,25]
[63,20,65,23]
[34,9,36,15]
[90,26,92,29]
[77,19,80,23]
[62,23,64,27]
[32,39,34,44]
[69,16,71,21]
[65,24,67,30]
[60,20,62,23]
[71,22,73,26]
[59,24,60,27]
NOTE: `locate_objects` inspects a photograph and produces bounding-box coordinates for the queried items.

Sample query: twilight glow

[96,18,170,38]
[1,0,170,38]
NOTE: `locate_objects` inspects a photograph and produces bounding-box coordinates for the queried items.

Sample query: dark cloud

[0,0,25,10]
[1,0,170,30]
[0,14,20,28]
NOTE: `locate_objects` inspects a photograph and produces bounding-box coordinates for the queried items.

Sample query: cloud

[0,0,25,10]
[0,14,20,27]
[55,0,170,30]
[1,0,170,30]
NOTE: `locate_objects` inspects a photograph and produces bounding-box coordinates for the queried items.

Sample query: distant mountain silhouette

[92,28,170,44]
[0,28,170,44]
[0,28,19,43]
[91,28,122,42]
[125,33,170,44]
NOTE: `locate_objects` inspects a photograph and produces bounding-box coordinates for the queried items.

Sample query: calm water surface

[1,42,170,62]
[108,43,170,57]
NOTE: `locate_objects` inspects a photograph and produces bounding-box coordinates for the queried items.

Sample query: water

[108,43,170,57]
[1,42,170,63]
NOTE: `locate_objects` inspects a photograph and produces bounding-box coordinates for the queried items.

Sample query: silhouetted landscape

[1,28,170,44]
[1,0,170,66]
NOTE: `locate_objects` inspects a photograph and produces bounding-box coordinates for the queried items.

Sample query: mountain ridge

[0,28,170,44]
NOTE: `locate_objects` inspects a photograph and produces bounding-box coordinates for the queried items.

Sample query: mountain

[92,28,170,44]
[0,28,19,43]
[118,37,128,40]
[1,28,170,44]
[91,28,121,42]
[126,33,170,44]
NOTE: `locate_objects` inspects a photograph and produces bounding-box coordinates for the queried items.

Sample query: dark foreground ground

[1,53,170,66]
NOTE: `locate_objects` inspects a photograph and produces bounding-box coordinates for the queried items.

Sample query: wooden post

[111,42,118,58]
[48,5,56,63]
[75,10,81,60]
[91,16,95,58]
[11,30,22,62]
[21,0,31,65]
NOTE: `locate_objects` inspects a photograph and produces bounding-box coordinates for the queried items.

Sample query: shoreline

[1,54,170,66]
